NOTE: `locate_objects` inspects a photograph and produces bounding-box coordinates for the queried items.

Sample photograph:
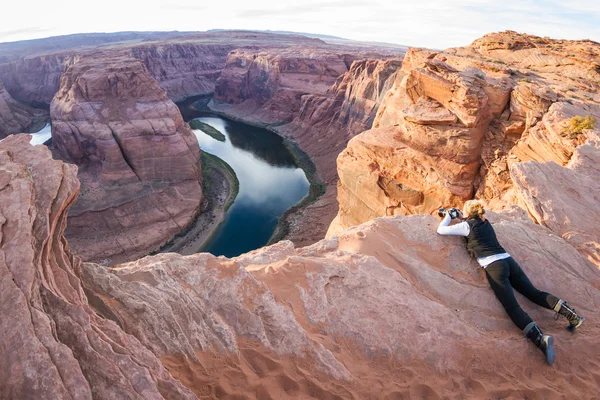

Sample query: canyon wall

[273,58,404,245]
[0,53,79,106]
[330,32,600,246]
[211,48,351,125]
[128,42,236,101]
[51,57,203,264]
[2,134,599,399]
[0,80,48,138]
[210,49,405,245]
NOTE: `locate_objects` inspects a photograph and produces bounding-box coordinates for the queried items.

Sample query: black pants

[485,257,559,331]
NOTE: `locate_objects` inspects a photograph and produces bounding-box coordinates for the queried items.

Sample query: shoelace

[554,303,576,321]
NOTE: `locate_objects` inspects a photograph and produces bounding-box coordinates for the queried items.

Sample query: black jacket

[465,217,507,259]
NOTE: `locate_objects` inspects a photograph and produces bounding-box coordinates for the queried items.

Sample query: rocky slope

[2,134,599,399]
[0,135,196,399]
[272,58,403,245]
[331,31,600,245]
[51,56,203,264]
[0,80,48,138]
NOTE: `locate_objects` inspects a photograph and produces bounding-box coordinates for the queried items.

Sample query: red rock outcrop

[331,32,600,239]
[211,48,352,125]
[0,80,47,138]
[273,58,403,245]
[511,140,600,268]
[51,57,203,264]
[2,134,599,398]
[0,53,78,106]
[0,135,195,399]
[128,42,236,101]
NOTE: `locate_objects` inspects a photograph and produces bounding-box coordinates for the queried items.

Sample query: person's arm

[437,214,470,236]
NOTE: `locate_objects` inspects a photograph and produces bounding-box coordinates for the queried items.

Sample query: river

[186,113,310,257]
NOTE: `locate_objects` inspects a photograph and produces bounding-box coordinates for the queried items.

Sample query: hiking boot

[524,322,555,365]
[554,300,585,331]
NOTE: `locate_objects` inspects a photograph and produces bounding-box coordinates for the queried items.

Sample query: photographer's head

[463,200,486,221]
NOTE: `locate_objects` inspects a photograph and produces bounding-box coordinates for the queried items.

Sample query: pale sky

[2,0,599,49]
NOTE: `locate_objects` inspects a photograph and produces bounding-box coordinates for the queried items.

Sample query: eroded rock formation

[274,58,404,245]
[0,80,48,138]
[211,48,353,125]
[51,57,203,264]
[0,135,195,399]
[331,32,600,244]
[1,134,599,399]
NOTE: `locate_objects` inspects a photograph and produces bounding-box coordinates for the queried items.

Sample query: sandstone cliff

[273,58,404,246]
[0,80,48,138]
[51,57,203,264]
[331,32,600,253]
[0,135,196,399]
[1,134,599,399]
[128,42,236,101]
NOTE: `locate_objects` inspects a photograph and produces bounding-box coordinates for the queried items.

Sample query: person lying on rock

[436,200,584,365]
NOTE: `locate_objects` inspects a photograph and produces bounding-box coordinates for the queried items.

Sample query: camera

[438,207,460,219]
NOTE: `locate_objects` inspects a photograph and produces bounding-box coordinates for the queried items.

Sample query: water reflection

[191,116,309,257]
[29,123,51,145]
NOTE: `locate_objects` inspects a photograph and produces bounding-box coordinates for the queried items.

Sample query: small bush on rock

[561,116,596,139]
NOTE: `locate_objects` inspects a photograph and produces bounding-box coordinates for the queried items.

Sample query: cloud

[0,27,53,41]
[1,0,599,48]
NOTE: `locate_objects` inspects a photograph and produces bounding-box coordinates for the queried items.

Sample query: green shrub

[561,116,596,139]
[189,120,226,142]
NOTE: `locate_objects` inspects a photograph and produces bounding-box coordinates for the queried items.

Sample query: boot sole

[544,336,555,366]
[567,316,585,332]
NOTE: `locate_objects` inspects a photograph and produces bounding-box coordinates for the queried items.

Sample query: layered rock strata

[273,58,403,246]
[331,32,600,242]
[51,57,203,264]
[0,135,195,399]
[128,42,236,101]
[211,48,353,125]
[2,134,599,398]
[511,140,600,268]
[0,80,48,138]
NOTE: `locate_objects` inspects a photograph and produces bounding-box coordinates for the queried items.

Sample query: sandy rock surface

[511,140,600,268]
[2,134,599,399]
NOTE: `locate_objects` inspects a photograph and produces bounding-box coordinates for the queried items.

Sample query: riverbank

[193,99,327,246]
[157,150,239,255]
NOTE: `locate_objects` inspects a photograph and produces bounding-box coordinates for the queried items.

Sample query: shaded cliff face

[0,80,48,138]
[51,57,203,264]
[2,135,599,399]
[331,31,600,237]
[274,58,404,246]
[0,54,79,106]
[128,43,236,101]
[211,48,351,125]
